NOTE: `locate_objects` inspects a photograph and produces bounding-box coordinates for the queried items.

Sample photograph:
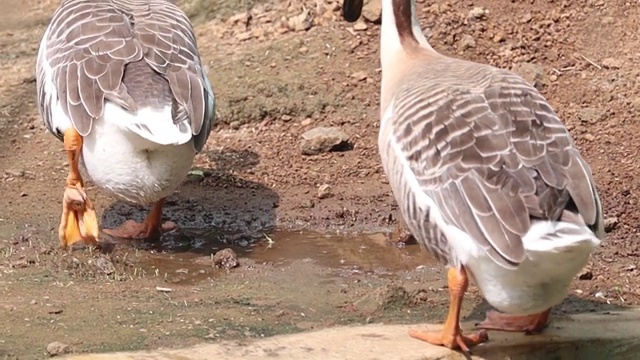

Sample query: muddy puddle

[120,229,436,286]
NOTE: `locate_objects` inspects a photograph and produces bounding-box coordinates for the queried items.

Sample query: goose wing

[36,0,214,151]
[391,68,602,268]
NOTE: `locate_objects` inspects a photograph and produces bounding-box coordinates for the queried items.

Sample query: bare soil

[1,0,638,358]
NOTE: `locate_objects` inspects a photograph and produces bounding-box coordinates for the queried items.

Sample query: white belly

[81,114,196,205]
[464,221,600,315]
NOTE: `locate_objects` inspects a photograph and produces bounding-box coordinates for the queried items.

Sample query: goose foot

[409,267,489,353]
[59,129,98,248]
[476,308,551,335]
[103,198,176,240]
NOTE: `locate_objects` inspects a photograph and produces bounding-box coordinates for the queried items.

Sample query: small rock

[511,62,546,89]
[353,22,368,31]
[350,71,368,81]
[362,0,382,23]
[213,248,239,270]
[604,217,618,233]
[281,115,293,122]
[229,121,241,130]
[458,34,476,50]
[5,169,24,177]
[578,107,605,124]
[46,341,71,357]
[300,127,352,155]
[601,57,622,69]
[468,7,487,20]
[287,9,313,32]
[300,199,315,208]
[317,184,332,199]
[235,31,253,41]
[582,133,596,142]
[492,32,505,43]
[96,256,115,275]
[300,118,313,126]
[30,299,37,305]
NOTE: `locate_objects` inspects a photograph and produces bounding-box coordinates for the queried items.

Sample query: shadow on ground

[98,148,279,255]
[464,294,628,324]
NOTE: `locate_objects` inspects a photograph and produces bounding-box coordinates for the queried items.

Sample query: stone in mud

[46,341,71,356]
[300,127,351,155]
[213,248,239,270]
[511,62,546,90]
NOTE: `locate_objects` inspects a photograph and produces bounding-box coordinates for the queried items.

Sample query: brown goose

[36,0,215,247]
[342,0,604,352]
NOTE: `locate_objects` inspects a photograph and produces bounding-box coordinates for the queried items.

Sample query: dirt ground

[1,0,639,358]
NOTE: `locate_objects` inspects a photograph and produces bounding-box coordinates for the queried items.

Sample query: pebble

[458,34,476,50]
[604,217,618,233]
[213,248,239,270]
[350,71,368,81]
[96,256,115,275]
[601,57,622,69]
[317,184,332,199]
[468,7,487,19]
[300,127,351,156]
[578,107,605,124]
[5,169,24,177]
[362,0,382,23]
[511,62,546,90]
[229,121,241,130]
[46,341,71,357]
[353,22,368,31]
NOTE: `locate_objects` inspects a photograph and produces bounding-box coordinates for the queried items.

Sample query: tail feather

[104,102,193,146]
[522,220,601,254]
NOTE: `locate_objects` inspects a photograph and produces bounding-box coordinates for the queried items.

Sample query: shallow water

[130,229,437,285]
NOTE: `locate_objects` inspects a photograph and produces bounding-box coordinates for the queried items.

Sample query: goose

[36,0,215,248]
[342,0,604,352]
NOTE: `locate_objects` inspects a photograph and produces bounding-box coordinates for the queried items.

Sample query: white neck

[380,0,432,70]
[379,0,433,113]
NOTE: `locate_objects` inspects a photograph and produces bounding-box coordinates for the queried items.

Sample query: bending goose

[343,0,604,352]
[36,0,215,247]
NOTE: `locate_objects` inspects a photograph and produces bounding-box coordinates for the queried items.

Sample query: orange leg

[476,308,551,335]
[103,198,177,240]
[409,267,489,353]
[59,129,99,248]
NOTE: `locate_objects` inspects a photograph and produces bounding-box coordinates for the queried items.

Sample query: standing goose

[342,0,603,352]
[36,0,215,247]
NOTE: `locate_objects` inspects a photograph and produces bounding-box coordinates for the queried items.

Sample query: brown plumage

[37,0,214,151]
[385,58,602,268]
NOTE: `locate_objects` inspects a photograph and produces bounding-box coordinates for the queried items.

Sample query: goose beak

[342,0,364,22]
